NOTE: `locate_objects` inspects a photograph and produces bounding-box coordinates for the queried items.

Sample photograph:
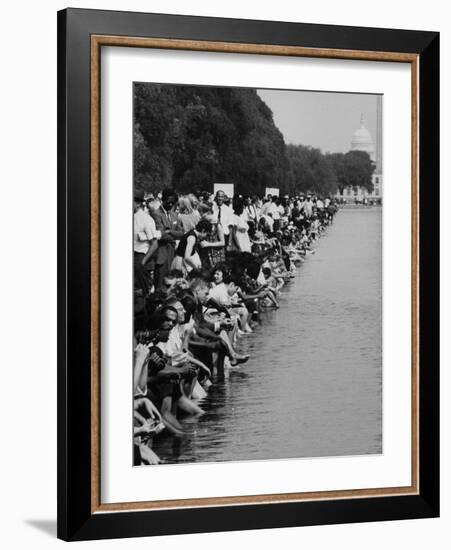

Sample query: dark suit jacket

[193,302,218,337]
[192,299,230,337]
[150,207,185,266]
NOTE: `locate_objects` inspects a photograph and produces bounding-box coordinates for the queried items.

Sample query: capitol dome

[351,114,375,161]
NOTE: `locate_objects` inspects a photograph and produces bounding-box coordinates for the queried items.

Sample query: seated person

[268,254,293,281]
[262,266,283,293]
[132,342,164,465]
[145,309,200,434]
[236,267,279,309]
[163,297,212,399]
[209,268,252,334]
[189,277,249,369]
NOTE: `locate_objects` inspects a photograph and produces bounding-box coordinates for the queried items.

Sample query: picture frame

[57,7,439,541]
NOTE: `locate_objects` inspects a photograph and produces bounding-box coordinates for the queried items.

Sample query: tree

[329,150,375,193]
[133,84,290,196]
[286,144,337,195]
[232,89,290,196]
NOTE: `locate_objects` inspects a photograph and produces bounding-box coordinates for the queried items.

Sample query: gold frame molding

[90,35,419,514]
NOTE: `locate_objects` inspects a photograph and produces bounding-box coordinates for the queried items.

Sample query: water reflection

[152,208,382,464]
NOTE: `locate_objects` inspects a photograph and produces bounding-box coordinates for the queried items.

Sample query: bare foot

[139,444,160,465]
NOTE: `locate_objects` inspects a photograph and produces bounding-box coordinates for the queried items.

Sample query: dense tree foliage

[134,83,375,197]
[286,144,337,195]
[134,84,289,196]
[329,151,375,194]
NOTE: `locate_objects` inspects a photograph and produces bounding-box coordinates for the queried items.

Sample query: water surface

[153,208,382,464]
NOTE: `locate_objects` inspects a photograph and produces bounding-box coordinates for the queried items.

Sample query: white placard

[101,46,411,504]
[213,183,234,197]
[265,187,280,197]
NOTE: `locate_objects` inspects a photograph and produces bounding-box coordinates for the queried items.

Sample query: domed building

[351,115,375,161]
[336,101,383,204]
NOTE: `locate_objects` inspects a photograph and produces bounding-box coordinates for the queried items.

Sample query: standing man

[134,189,159,296]
[150,188,185,290]
[244,196,259,237]
[259,194,272,217]
[270,196,281,231]
[212,190,234,248]
[304,195,314,219]
[296,194,305,213]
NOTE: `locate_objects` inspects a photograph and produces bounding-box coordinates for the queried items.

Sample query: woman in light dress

[230,196,251,253]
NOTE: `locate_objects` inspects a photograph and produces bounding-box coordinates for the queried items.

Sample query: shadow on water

[152,209,382,465]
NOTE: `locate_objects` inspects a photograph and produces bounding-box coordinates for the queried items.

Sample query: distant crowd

[133,188,339,465]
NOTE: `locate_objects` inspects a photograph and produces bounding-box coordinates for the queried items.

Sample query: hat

[134,189,145,201]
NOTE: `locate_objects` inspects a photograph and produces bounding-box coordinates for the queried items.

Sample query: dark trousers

[154,245,176,290]
[134,252,154,296]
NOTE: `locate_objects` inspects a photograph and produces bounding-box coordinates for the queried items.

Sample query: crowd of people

[133,188,339,465]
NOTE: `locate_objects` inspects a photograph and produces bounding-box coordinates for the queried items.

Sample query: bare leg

[177,395,204,416]
[234,307,252,332]
[160,396,184,435]
[177,377,204,416]
[183,377,196,399]
[265,289,279,308]
[139,442,160,465]
[192,380,207,399]
[219,330,237,359]
[236,306,251,332]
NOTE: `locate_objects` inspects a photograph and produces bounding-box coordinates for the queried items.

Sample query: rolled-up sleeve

[144,215,158,240]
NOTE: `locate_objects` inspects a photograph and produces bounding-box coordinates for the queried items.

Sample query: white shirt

[245,204,259,223]
[231,213,251,252]
[257,268,266,285]
[165,320,194,358]
[271,203,280,220]
[209,282,231,305]
[259,201,270,217]
[304,200,313,217]
[260,201,279,220]
[212,203,234,235]
[261,214,274,232]
[133,208,159,253]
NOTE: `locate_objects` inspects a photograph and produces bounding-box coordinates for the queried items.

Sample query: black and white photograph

[132,83,383,466]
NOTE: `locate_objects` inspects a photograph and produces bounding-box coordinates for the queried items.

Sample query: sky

[257,88,380,155]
